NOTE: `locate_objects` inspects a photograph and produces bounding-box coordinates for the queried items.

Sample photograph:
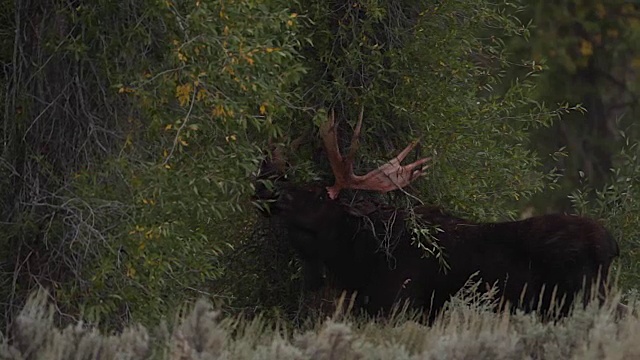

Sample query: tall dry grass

[1,288,638,359]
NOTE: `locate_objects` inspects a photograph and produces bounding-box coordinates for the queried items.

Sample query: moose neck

[311,205,410,294]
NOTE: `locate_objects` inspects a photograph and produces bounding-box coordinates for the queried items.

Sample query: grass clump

[2,288,639,359]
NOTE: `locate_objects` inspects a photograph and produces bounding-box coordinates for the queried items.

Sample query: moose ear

[260,135,306,178]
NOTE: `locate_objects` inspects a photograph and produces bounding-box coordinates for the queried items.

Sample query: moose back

[255,108,620,320]
[259,183,619,320]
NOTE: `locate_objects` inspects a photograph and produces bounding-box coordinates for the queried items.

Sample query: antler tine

[345,105,364,164]
[359,153,432,193]
[391,139,420,164]
[321,107,432,199]
[320,109,356,199]
[319,109,336,160]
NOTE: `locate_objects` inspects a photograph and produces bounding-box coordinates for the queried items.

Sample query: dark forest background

[1,0,640,332]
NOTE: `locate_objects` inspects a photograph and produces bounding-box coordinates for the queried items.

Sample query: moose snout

[275,192,295,211]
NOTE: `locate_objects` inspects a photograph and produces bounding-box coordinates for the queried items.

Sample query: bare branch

[164,83,197,165]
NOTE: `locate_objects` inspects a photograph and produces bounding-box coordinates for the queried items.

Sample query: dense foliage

[1,0,639,332]
[1,0,304,329]
[503,1,640,202]
[504,0,640,288]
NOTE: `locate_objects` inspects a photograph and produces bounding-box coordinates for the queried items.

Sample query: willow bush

[1,0,305,330]
[284,0,571,221]
[501,1,640,290]
[218,0,577,323]
[568,132,640,289]
[66,0,307,328]
[506,1,640,199]
[1,0,617,333]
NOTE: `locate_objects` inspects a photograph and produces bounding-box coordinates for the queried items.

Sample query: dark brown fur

[257,182,620,322]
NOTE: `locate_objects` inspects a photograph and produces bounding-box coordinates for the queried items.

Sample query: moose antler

[320,106,431,199]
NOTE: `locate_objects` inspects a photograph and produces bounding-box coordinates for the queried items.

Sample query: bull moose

[255,107,620,322]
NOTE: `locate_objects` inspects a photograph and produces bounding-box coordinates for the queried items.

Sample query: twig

[163,83,197,165]
[21,82,72,141]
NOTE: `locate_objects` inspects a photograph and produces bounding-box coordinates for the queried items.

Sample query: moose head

[255,107,620,322]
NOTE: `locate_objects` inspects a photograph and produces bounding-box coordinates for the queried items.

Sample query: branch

[163,84,197,165]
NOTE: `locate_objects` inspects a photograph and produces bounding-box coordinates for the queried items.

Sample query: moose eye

[314,188,327,201]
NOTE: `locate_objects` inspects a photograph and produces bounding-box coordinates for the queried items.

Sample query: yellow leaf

[579,39,593,57]
[165,124,172,130]
[176,83,193,107]
[225,134,237,142]
[177,51,187,63]
[138,242,146,251]
[196,88,206,101]
[213,104,226,117]
[179,138,189,146]
[124,134,133,147]
[259,103,267,114]
[126,264,136,278]
[290,13,298,18]
[164,164,171,169]
[266,47,280,53]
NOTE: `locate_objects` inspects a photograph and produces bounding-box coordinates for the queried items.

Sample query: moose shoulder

[268,184,619,320]
[255,108,620,321]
